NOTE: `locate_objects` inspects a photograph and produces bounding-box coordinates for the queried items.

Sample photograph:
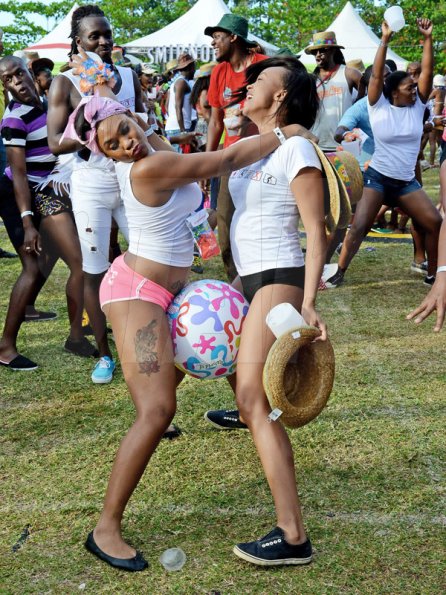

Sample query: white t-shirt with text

[229,136,321,277]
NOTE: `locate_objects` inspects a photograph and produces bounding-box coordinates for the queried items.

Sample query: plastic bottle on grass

[159,547,186,571]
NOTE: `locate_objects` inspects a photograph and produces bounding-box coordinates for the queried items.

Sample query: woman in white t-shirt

[206,57,327,567]
[329,18,441,287]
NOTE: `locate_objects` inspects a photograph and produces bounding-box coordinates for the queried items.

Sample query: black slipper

[162,424,182,440]
[24,311,58,323]
[64,337,99,358]
[0,354,38,371]
[85,532,148,572]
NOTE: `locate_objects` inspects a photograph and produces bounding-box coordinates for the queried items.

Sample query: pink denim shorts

[99,254,174,312]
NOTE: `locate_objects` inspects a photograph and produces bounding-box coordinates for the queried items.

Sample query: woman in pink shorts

[64,89,308,571]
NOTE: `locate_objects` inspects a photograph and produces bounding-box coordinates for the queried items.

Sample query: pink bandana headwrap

[60,92,128,154]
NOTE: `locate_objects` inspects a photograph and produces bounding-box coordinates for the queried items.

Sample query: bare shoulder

[345,66,362,85]
[49,74,79,108]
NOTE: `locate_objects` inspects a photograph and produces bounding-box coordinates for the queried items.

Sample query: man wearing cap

[138,63,162,131]
[164,52,196,150]
[204,14,267,280]
[305,31,362,153]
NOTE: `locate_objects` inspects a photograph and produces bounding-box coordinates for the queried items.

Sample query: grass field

[0,169,445,594]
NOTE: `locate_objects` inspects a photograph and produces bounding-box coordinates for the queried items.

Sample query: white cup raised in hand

[384,6,405,32]
[341,138,361,158]
[223,116,240,137]
[266,303,307,339]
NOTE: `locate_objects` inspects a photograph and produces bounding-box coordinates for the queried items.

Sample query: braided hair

[69,4,106,58]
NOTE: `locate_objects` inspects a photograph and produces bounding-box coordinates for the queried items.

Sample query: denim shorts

[363,166,421,207]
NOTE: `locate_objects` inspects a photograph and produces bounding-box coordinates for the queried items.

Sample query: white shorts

[71,168,129,275]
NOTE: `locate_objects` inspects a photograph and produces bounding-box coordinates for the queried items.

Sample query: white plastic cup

[266,303,306,338]
[341,138,361,158]
[159,547,186,571]
[223,116,240,137]
[384,6,405,32]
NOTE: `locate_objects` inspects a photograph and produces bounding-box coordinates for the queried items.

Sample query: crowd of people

[0,4,445,572]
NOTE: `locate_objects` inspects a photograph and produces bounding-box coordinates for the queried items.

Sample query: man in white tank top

[165,52,196,151]
[305,31,363,152]
[47,5,145,384]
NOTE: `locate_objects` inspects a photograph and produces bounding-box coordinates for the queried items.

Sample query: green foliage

[0,1,73,52]
[1,0,444,71]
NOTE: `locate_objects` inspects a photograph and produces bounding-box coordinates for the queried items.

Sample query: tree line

[1,0,445,70]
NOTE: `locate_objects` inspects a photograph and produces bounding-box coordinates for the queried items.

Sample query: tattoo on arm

[134,319,160,375]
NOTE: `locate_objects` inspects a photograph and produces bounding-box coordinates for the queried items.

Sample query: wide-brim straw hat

[263,326,335,428]
[305,31,344,55]
[327,149,364,207]
[173,53,195,71]
[346,58,365,73]
[308,140,352,233]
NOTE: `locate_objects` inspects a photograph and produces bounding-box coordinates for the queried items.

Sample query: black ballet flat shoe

[85,531,148,572]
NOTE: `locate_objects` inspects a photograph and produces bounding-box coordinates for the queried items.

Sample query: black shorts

[0,176,73,251]
[34,185,72,218]
[240,266,305,304]
[0,175,40,251]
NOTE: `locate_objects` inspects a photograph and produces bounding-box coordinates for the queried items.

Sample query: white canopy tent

[125,0,278,64]
[298,2,407,69]
[25,3,79,64]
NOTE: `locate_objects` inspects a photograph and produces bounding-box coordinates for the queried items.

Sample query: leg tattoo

[134,319,160,376]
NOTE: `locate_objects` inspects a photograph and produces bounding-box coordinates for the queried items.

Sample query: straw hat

[305,31,344,54]
[346,59,365,73]
[164,58,178,74]
[24,50,41,62]
[194,61,217,79]
[140,62,158,75]
[327,149,364,207]
[263,326,335,428]
[173,53,195,71]
[308,140,351,234]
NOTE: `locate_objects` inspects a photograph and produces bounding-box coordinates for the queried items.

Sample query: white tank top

[165,75,192,131]
[311,65,353,151]
[115,161,202,266]
[61,66,136,174]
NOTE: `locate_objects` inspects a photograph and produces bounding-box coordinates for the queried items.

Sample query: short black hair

[383,70,411,103]
[385,59,397,73]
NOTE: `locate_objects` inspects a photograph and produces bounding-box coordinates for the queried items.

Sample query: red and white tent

[25,3,78,64]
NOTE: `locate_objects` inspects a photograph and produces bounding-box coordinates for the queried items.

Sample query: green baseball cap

[204,14,257,47]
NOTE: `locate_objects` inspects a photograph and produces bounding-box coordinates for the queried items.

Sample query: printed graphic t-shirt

[207,53,267,147]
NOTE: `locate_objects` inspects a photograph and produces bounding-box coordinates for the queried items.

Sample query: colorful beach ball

[167,279,249,379]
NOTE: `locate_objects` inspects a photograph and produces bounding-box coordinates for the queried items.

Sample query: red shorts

[99,254,174,312]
